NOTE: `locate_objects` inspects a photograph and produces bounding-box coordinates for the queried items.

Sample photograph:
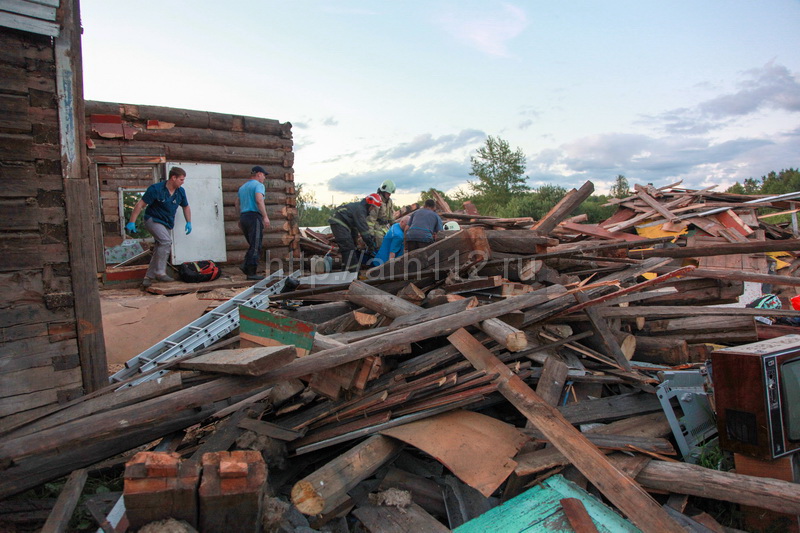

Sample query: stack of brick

[199,451,268,533]
[123,451,201,530]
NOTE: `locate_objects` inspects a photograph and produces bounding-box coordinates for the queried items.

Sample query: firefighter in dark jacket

[328,193,382,271]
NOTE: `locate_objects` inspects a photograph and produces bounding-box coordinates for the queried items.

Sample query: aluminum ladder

[109,269,300,388]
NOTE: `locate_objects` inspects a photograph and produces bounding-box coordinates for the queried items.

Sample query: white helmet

[443,221,460,231]
[379,179,396,194]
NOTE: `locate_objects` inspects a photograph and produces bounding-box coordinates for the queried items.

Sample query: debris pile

[3,181,800,532]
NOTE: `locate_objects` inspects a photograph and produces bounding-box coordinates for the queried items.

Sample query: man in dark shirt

[328,194,381,271]
[405,199,443,251]
[126,166,192,288]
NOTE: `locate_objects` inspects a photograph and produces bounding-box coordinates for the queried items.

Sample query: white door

[168,162,227,263]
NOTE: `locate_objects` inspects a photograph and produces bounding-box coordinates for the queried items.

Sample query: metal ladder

[109,269,301,388]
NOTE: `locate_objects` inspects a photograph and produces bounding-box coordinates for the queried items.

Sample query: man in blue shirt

[236,166,271,280]
[405,199,443,251]
[372,216,410,266]
[126,166,192,288]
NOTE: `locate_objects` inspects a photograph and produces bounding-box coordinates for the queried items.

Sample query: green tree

[495,184,567,219]
[726,169,800,195]
[468,136,530,212]
[610,175,630,199]
[417,188,457,210]
[296,183,335,227]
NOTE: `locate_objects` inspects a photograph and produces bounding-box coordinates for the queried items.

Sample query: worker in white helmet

[367,179,396,247]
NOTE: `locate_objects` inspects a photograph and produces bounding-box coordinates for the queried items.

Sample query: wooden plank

[630,239,800,259]
[237,418,305,441]
[0,11,59,36]
[1,0,57,21]
[447,328,682,533]
[40,468,88,533]
[575,293,632,372]
[560,498,601,533]
[636,190,679,222]
[179,345,297,376]
[532,181,595,234]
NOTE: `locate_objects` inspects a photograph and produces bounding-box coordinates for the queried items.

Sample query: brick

[123,452,200,530]
[199,451,268,533]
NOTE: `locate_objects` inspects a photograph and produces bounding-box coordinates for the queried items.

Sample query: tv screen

[781,358,800,442]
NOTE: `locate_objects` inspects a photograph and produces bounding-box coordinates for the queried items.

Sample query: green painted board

[453,475,641,533]
[239,306,316,353]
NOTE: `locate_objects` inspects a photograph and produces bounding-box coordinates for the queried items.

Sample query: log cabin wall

[0,2,107,430]
[83,101,299,269]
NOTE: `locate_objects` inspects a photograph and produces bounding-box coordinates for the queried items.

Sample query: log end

[291,480,325,515]
[506,332,529,352]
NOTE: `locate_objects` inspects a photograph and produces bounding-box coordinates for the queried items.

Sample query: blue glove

[185,222,192,235]
[125,222,137,233]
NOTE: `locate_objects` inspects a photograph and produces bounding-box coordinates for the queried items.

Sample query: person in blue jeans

[371,216,410,266]
[126,166,192,288]
[236,166,271,280]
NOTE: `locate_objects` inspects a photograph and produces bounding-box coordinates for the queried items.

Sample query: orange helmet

[365,193,383,207]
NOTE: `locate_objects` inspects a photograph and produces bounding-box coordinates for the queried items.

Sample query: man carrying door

[126,166,192,288]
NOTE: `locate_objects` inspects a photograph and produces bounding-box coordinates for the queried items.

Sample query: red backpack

[179,260,221,283]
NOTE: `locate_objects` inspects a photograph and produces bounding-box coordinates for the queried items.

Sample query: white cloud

[437,3,528,57]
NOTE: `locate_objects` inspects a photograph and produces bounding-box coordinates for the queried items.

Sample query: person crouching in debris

[367,179,396,247]
[328,193,382,271]
[405,199,443,251]
[236,165,271,280]
[126,166,192,289]
[371,215,410,266]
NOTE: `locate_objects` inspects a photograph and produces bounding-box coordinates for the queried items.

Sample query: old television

[711,335,800,460]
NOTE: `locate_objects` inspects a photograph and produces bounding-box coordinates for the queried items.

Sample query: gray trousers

[144,218,172,279]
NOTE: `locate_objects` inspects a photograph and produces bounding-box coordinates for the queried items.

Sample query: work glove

[185,222,192,235]
[125,222,137,234]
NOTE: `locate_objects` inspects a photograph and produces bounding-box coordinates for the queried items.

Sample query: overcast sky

[80,1,800,206]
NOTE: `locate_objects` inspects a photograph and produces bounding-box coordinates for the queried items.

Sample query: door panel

[168,162,227,263]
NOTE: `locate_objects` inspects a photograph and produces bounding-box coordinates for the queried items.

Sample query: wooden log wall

[83,100,298,267]
[0,27,90,427]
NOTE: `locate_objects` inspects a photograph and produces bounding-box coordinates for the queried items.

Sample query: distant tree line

[726,168,800,196]
[296,136,688,227]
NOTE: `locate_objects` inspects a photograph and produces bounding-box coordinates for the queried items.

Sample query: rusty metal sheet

[380,410,528,497]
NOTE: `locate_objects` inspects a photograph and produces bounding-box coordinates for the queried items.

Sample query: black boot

[245,264,264,281]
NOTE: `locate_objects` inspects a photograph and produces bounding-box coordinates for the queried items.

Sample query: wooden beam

[532,181,595,234]
[57,0,107,392]
[291,435,403,515]
[447,328,683,533]
[40,468,88,533]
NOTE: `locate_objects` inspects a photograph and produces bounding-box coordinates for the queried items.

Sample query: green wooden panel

[453,475,641,533]
[239,306,315,352]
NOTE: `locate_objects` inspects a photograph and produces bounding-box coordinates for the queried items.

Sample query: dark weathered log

[531,181,595,234]
[485,230,558,253]
[621,457,800,516]
[631,336,690,365]
[124,125,292,150]
[478,258,542,282]
[650,265,800,287]
[347,280,526,351]
[447,328,683,533]
[86,100,290,137]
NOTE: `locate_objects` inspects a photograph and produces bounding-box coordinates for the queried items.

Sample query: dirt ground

[100,289,217,368]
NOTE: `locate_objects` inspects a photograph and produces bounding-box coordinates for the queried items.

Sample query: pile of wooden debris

[3,181,800,532]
